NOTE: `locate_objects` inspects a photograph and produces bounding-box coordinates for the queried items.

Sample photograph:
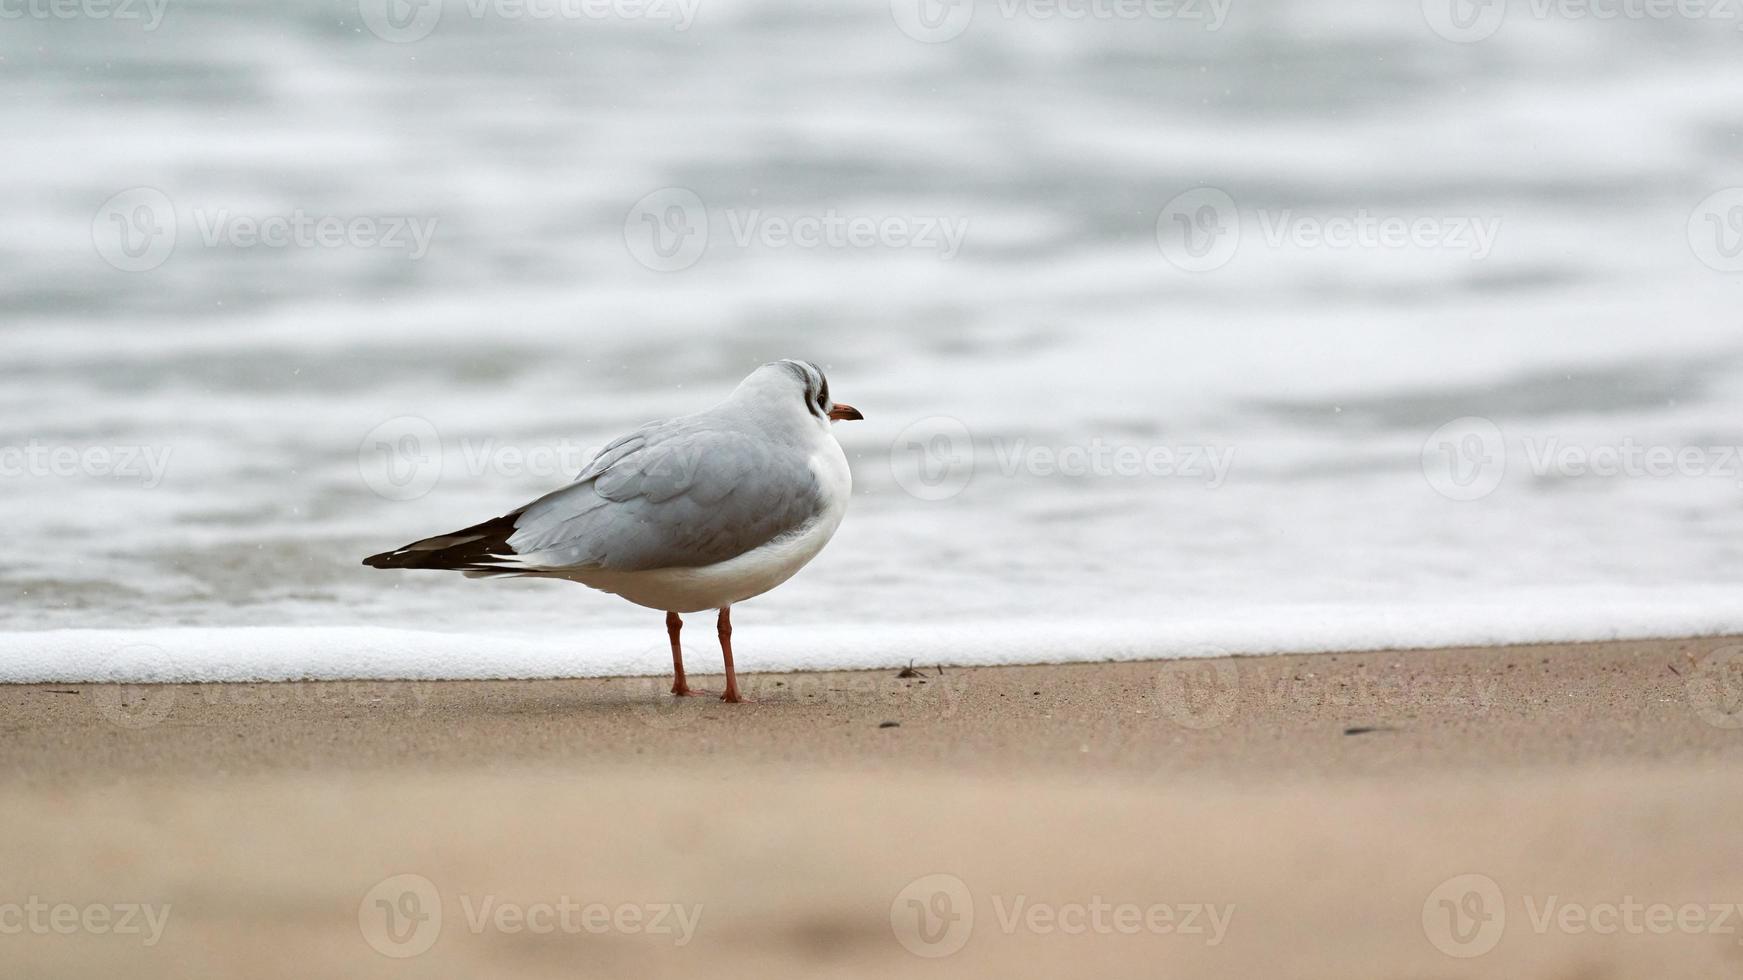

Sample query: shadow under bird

[362,360,863,703]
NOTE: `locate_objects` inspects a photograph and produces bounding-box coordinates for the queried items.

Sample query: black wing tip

[361,546,431,569]
[361,512,522,571]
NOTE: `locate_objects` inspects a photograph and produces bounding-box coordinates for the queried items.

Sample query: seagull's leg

[718,606,745,703]
[667,611,704,697]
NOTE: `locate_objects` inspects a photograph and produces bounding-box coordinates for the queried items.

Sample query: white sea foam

[7,587,1742,683]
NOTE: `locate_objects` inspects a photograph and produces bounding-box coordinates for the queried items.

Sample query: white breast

[563,439,852,613]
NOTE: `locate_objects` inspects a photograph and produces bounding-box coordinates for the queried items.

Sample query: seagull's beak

[827,403,864,422]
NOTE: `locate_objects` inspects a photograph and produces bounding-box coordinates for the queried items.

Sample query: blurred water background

[5,0,1743,665]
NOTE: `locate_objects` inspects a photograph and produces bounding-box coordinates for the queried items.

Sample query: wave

[9,588,1741,682]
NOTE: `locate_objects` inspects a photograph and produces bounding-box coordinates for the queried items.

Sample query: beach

[5,635,1742,978]
[10,2,1742,977]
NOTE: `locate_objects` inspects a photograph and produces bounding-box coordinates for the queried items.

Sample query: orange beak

[827,402,864,422]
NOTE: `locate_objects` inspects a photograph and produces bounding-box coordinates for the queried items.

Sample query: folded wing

[365,418,827,575]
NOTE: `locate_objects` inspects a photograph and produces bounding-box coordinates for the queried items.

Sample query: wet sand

[3,636,1742,978]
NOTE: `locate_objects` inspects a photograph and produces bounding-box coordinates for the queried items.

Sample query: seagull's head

[735,359,863,432]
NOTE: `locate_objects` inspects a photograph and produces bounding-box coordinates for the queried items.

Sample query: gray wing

[503,417,826,572]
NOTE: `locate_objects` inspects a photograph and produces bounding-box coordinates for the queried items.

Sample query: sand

[3,636,1743,978]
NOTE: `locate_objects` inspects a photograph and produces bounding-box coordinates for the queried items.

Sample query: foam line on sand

[6,593,1743,682]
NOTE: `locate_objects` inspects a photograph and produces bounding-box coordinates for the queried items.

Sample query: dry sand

[4,636,1743,978]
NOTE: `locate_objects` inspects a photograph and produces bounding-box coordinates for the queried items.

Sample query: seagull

[362,360,862,703]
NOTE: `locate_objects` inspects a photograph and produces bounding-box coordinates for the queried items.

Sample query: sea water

[4,0,1742,679]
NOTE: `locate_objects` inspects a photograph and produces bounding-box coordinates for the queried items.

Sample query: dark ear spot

[791,362,829,418]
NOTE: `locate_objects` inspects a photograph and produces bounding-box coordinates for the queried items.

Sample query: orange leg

[718,606,744,703]
[667,611,705,697]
